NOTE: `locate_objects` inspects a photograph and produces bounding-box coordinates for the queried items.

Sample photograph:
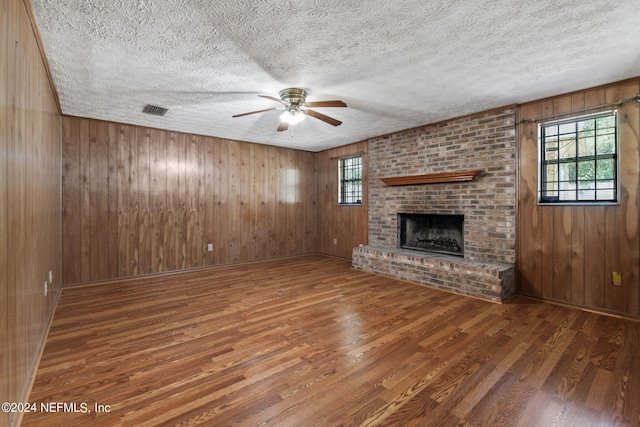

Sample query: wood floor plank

[22,255,640,426]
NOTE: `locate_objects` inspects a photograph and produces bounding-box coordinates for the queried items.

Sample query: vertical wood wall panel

[267,146,278,258]
[89,120,109,280]
[570,207,585,304]
[79,118,91,281]
[185,134,199,269]
[0,0,9,420]
[285,150,296,256]
[106,123,118,279]
[584,207,606,307]
[196,137,206,267]
[277,146,288,256]
[216,140,229,264]
[203,137,214,265]
[303,151,317,253]
[116,124,131,277]
[239,141,251,260]
[517,103,542,296]
[61,119,318,284]
[9,0,29,412]
[150,129,167,272]
[517,79,640,318]
[227,140,240,263]
[252,144,268,260]
[166,132,182,272]
[137,127,151,274]
[2,0,62,425]
[61,118,80,283]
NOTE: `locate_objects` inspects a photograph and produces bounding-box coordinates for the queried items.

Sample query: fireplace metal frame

[398,213,465,257]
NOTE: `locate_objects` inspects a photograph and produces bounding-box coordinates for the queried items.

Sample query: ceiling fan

[232,88,347,132]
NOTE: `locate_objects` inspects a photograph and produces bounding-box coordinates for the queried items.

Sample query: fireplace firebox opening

[399,213,464,257]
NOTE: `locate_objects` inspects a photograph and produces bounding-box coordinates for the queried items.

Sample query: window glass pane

[577,188,595,200]
[597,158,614,180]
[577,132,595,157]
[576,118,595,133]
[558,122,575,136]
[576,160,595,182]
[544,137,558,160]
[596,181,615,201]
[559,163,576,182]
[558,136,575,160]
[577,180,595,200]
[544,162,558,183]
[597,135,615,155]
[596,127,615,138]
[596,115,615,130]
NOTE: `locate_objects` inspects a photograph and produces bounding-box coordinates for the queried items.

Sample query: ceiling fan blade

[277,121,289,132]
[306,109,342,126]
[305,100,347,108]
[258,95,285,104]
[232,107,277,118]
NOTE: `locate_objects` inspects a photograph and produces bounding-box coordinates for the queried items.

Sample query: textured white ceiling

[30,0,640,152]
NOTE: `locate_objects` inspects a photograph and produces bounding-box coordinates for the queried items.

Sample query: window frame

[338,155,363,206]
[537,110,619,206]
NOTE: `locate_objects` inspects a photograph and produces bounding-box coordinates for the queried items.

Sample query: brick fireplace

[353,108,517,302]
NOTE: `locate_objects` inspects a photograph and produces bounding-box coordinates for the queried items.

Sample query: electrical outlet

[333,238,337,245]
[207,243,214,252]
[44,281,48,297]
[612,272,622,286]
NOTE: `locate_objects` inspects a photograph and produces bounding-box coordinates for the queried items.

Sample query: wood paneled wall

[517,79,640,317]
[316,141,368,258]
[1,0,62,425]
[61,117,317,284]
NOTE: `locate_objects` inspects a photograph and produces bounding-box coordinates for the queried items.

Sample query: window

[338,155,362,205]
[539,110,618,204]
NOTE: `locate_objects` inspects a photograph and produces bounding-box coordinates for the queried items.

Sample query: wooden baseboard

[61,253,327,289]
[517,293,640,323]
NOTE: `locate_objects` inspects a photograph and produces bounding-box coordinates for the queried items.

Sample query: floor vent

[142,104,168,116]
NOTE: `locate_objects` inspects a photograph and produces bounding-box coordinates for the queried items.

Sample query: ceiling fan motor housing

[279,88,308,106]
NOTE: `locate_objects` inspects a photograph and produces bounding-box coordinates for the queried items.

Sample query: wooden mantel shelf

[380,170,482,186]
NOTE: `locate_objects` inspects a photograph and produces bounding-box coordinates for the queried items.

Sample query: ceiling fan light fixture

[280,110,306,125]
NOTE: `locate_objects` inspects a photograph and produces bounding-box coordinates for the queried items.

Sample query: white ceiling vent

[142,104,168,116]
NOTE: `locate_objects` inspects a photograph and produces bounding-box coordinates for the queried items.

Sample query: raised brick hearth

[353,108,517,302]
[353,246,515,302]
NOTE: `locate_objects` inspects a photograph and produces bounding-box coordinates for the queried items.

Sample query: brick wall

[368,108,517,263]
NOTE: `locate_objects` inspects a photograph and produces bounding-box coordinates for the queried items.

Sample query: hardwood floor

[21,255,640,426]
